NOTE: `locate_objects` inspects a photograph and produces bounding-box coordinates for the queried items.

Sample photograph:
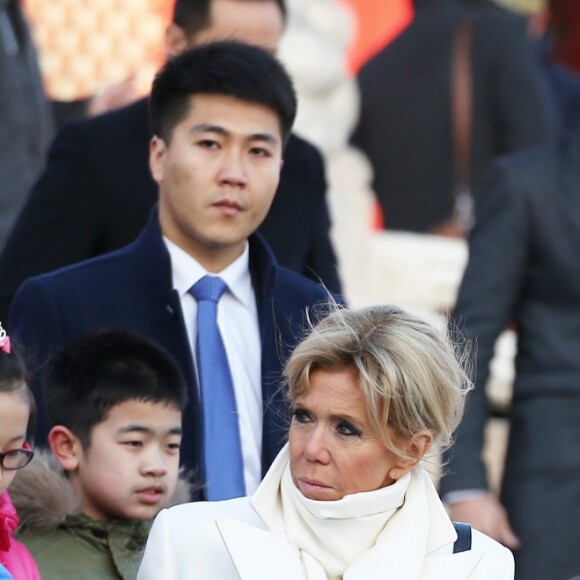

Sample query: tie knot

[189,275,228,303]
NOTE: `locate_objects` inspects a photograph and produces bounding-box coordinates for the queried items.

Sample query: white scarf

[281,463,409,579]
[251,444,450,580]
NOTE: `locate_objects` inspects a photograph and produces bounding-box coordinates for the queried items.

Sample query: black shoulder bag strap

[452,521,472,553]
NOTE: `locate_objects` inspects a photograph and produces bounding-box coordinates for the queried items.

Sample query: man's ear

[388,431,433,481]
[165,23,188,57]
[48,426,83,472]
[149,136,167,184]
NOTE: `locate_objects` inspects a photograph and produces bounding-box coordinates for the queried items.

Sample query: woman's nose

[303,428,331,464]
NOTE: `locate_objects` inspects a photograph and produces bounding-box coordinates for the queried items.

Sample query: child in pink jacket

[0,323,41,580]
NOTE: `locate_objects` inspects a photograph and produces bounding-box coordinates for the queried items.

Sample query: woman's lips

[298,477,332,497]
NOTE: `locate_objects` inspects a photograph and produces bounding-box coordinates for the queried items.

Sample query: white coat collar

[216,445,484,580]
[216,516,483,580]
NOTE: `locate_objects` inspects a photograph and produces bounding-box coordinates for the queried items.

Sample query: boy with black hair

[10,329,191,579]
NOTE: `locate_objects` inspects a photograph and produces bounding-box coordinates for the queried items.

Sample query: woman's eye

[336,422,360,437]
[167,442,181,452]
[292,409,311,424]
[124,440,143,447]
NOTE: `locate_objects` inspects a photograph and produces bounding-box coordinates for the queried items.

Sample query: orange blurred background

[22,0,413,101]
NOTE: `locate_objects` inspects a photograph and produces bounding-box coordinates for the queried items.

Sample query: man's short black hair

[173,0,286,37]
[43,329,188,447]
[149,40,297,144]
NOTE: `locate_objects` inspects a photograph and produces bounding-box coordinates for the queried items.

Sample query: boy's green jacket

[9,451,193,580]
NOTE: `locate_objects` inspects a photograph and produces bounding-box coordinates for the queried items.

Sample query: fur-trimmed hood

[9,449,194,534]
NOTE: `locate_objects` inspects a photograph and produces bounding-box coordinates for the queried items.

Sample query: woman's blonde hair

[284,304,471,457]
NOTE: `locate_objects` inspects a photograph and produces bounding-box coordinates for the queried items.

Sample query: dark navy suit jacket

[0,98,341,321]
[10,211,338,495]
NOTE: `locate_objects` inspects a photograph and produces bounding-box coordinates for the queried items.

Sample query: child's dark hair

[0,341,37,437]
[43,329,188,448]
[149,40,297,145]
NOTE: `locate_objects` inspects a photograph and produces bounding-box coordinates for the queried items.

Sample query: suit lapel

[128,211,202,479]
[129,210,197,385]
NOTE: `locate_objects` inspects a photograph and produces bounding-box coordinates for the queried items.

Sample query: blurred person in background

[352,0,558,234]
[530,0,580,132]
[545,0,580,77]
[0,0,53,253]
[440,118,580,578]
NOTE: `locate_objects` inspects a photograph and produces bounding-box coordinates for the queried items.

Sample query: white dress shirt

[164,238,263,494]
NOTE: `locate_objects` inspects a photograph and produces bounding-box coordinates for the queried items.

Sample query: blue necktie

[189,276,246,500]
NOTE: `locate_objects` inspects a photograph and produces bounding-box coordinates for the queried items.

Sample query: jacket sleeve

[137,509,176,580]
[440,157,530,494]
[0,121,103,322]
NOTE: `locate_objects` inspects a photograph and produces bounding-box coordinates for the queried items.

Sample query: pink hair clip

[0,323,11,354]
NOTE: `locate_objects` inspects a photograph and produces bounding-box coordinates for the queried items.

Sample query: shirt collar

[163,237,253,309]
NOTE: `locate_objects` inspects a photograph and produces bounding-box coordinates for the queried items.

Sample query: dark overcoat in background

[441,131,580,579]
[352,0,558,232]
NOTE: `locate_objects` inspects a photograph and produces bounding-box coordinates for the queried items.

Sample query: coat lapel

[216,517,304,580]
[216,515,484,580]
[128,210,202,482]
[419,549,483,579]
[338,532,483,580]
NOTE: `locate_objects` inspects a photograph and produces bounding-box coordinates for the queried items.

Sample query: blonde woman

[138,305,514,579]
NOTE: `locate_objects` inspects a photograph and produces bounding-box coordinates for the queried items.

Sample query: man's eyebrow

[248,133,279,145]
[190,123,229,136]
[189,124,279,145]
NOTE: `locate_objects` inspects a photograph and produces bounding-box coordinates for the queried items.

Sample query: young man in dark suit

[0,0,341,322]
[10,42,340,501]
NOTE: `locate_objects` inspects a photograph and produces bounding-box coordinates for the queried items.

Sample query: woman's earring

[389,469,399,480]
